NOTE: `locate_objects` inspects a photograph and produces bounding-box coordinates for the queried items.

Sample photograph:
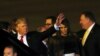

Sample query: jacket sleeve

[39,26,57,41]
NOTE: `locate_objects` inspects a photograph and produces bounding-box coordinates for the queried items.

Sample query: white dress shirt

[17,33,29,47]
[54,24,60,30]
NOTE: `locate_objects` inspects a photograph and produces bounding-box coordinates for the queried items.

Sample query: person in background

[45,16,57,29]
[44,16,57,56]
[43,16,57,46]
[36,16,57,55]
[3,45,17,56]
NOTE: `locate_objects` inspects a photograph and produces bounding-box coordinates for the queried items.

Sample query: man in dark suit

[11,13,64,56]
[0,29,40,56]
[0,21,40,56]
[79,11,100,56]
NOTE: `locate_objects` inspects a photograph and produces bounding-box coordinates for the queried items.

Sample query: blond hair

[9,17,27,32]
[12,17,27,27]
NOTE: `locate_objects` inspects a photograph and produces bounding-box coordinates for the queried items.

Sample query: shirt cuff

[54,24,59,30]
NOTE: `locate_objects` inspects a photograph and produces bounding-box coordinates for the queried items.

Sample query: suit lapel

[14,33,18,39]
[84,31,93,47]
[26,35,31,47]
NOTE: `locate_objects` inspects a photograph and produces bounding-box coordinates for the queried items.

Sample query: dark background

[0,0,100,32]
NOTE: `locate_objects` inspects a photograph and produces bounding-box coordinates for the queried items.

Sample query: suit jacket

[0,29,39,56]
[80,24,100,56]
[12,26,57,56]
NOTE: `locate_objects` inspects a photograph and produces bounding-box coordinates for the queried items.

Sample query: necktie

[20,36,24,43]
[82,29,90,46]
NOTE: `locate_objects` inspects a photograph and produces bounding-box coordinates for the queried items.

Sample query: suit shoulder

[92,24,100,35]
[27,31,40,36]
[94,24,100,31]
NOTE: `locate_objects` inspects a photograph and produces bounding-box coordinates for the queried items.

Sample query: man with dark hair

[3,45,17,56]
[44,16,57,56]
[45,16,56,24]
[81,11,96,22]
[45,16,56,29]
[79,11,100,56]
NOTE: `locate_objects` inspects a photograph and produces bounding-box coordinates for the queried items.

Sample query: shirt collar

[87,23,95,32]
[18,33,26,39]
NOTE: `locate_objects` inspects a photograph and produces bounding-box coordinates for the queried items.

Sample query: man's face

[16,22,28,35]
[4,47,16,56]
[80,14,90,29]
[60,24,68,35]
[45,19,52,29]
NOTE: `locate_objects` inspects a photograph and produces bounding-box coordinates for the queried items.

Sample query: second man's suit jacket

[80,24,100,56]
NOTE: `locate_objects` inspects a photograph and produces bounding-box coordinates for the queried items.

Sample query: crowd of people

[0,11,100,56]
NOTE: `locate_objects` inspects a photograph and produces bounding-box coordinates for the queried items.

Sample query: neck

[18,32,25,36]
[86,22,95,29]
